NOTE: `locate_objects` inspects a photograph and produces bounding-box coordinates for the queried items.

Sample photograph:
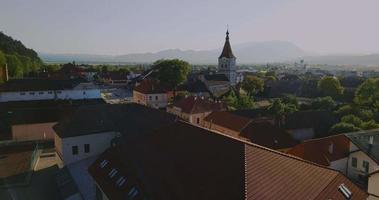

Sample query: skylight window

[338,184,352,199]
[99,160,109,168]
[108,169,118,178]
[128,186,139,199]
[116,176,127,187]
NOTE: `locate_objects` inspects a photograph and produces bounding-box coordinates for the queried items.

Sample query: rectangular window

[29,92,35,95]
[196,117,200,124]
[38,91,44,94]
[84,144,90,153]
[352,157,357,168]
[149,96,152,101]
[20,92,25,95]
[363,161,369,173]
[57,91,62,94]
[155,96,158,100]
[48,91,53,94]
[72,146,78,155]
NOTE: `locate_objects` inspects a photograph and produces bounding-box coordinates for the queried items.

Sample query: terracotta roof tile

[240,121,297,150]
[287,135,350,166]
[204,111,252,132]
[171,96,226,114]
[133,79,166,94]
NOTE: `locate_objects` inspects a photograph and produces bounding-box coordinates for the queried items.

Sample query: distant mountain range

[39,41,379,66]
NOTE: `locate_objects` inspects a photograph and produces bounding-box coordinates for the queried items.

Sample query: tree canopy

[311,96,336,111]
[242,75,264,97]
[0,32,43,79]
[154,59,190,97]
[317,76,344,98]
[354,78,379,107]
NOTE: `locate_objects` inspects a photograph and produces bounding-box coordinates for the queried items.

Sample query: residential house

[133,79,168,109]
[0,79,101,102]
[345,130,379,199]
[203,111,252,137]
[167,96,226,125]
[53,103,176,165]
[284,110,338,141]
[0,99,104,142]
[204,111,296,151]
[200,74,231,98]
[88,121,367,200]
[98,71,129,85]
[287,134,350,173]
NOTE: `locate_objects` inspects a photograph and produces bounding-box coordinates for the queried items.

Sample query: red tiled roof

[287,135,350,166]
[133,79,166,94]
[240,121,297,150]
[245,144,366,200]
[89,121,367,200]
[171,96,226,114]
[204,111,252,132]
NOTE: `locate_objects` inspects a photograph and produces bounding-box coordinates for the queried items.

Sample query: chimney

[369,136,374,145]
[328,142,334,154]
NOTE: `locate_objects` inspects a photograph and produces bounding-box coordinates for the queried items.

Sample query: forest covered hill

[0,31,43,81]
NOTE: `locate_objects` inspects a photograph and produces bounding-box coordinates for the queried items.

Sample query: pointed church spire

[226,24,229,40]
[219,27,235,59]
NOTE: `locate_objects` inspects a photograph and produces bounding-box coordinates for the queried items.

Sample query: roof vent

[338,184,352,199]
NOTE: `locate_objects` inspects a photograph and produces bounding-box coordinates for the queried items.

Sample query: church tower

[218,29,237,86]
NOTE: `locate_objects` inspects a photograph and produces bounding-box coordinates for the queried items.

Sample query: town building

[287,134,350,173]
[345,130,379,199]
[0,79,101,102]
[88,121,367,200]
[0,99,104,142]
[133,79,168,109]
[218,29,238,86]
[203,111,296,151]
[167,96,226,125]
[53,103,176,166]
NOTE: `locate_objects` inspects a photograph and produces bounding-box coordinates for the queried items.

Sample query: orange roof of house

[204,111,252,132]
[133,79,166,94]
[240,121,297,150]
[287,134,350,166]
[171,96,226,114]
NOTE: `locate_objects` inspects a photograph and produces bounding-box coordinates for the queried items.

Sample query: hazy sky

[1,0,378,55]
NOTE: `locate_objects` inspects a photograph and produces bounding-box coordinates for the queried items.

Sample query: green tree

[311,96,336,111]
[335,104,356,116]
[242,75,264,97]
[268,99,298,127]
[360,120,379,130]
[235,94,254,110]
[354,78,379,106]
[5,54,23,77]
[222,90,238,110]
[317,76,344,98]
[341,114,363,127]
[281,94,299,109]
[330,122,361,134]
[155,59,190,98]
